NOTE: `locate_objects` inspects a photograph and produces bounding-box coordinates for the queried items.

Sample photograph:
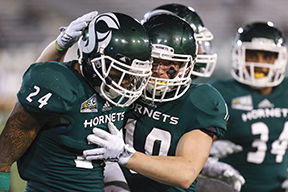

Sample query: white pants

[104,162,130,192]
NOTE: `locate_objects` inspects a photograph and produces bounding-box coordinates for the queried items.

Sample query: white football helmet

[78,12,152,107]
[153,3,217,78]
[142,12,197,102]
[231,22,287,88]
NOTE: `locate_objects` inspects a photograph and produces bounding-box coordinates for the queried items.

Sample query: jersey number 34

[248,121,288,164]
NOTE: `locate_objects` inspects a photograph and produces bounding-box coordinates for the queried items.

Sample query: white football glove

[83,122,136,165]
[201,157,245,192]
[210,140,243,158]
[56,11,98,49]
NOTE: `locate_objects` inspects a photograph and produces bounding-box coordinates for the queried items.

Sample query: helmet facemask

[143,44,194,102]
[90,51,152,107]
[193,27,217,77]
[232,38,287,88]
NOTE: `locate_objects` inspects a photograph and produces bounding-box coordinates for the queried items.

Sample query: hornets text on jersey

[212,78,288,192]
[17,61,127,192]
[121,82,228,192]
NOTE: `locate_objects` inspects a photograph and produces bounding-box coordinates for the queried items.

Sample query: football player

[149,3,217,78]
[0,11,152,192]
[211,22,288,192]
[150,4,245,191]
[30,5,242,192]
[84,11,228,192]
[96,4,243,192]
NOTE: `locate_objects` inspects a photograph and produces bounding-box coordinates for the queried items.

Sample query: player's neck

[256,87,273,96]
[73,63,82,74]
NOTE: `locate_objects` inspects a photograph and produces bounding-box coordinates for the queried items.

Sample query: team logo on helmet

[79,13,120,54]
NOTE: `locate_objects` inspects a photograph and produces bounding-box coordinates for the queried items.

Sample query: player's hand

[201,157,245,192]
[210,140,243,158]
[83,122,136,165]
[56,11,98,50]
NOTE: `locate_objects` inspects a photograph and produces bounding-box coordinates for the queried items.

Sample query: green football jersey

[212,78,288,192]
[17,61,127,192]
[121,83,228,192]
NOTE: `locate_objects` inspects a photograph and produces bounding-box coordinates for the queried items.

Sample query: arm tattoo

[0,102,42,172]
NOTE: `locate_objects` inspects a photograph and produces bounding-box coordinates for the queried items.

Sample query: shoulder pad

[190,84,226,114]
[17,62,83,114]
[189,83,228,135]
[211,79,230,91]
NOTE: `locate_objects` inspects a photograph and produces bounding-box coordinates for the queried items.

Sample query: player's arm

[36,41,68,63]
[84,123,213,189]
[36,11,98,63]
[127,129,213,188]
[0,102,43,191]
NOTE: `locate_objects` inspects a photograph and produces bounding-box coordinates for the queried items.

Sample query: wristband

[55,40,65,52]
[119,144,136,165]
[0,172,10,191]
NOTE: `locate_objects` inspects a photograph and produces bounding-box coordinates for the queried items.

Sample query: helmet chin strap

[95,85,120,101]
[105,88,120,99]
[103,88,119,99]
[101,83,121,99]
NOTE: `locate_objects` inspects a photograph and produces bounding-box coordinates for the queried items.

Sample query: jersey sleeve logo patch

[80,94,98,113]
[231,95,253,111]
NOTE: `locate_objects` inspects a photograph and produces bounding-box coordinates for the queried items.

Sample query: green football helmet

[151,3,217,77]
[231,22,287,88]
[78,12,152,107]
[142,11,197,102]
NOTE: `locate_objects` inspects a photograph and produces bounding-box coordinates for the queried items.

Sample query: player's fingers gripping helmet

[151,3,217,78]
[142,12,197,102]
[231,22,287,88]
[78,12,152,107]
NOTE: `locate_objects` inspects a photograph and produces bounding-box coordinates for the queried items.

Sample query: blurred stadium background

[1,0,288,191]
